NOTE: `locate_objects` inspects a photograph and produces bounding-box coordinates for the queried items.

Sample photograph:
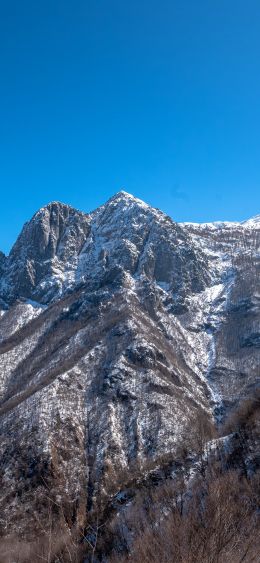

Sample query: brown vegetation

[0,392,259,562]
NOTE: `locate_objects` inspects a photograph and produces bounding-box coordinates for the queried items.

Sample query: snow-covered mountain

[0,191,259,539]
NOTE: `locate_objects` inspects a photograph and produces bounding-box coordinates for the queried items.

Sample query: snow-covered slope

[0,191,259,538]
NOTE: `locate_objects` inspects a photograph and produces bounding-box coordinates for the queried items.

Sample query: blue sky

[0,0,259,253]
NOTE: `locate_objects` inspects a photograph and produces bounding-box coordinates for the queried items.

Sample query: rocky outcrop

[0,202,91,304]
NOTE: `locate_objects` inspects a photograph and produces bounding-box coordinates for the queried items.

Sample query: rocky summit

[0,192,259,547]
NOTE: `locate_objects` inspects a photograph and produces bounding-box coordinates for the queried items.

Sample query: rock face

[180,218,260,414]
[0,191,259,538]
[0,202,91,304]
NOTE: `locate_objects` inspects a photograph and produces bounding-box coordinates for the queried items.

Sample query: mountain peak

[107,190,149,207]
[35,200,85,220]
[109,190,136,200]
[111,190,133,199]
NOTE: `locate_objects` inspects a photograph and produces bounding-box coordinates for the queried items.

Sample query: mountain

[0,192,259,552]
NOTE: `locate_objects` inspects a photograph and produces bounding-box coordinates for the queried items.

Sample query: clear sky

[0,1,260,253]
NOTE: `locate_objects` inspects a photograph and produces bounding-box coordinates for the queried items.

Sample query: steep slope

[181,217,260,413]
[0,192,259,543]
[0,275,211,537]
[0,202,91,305]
